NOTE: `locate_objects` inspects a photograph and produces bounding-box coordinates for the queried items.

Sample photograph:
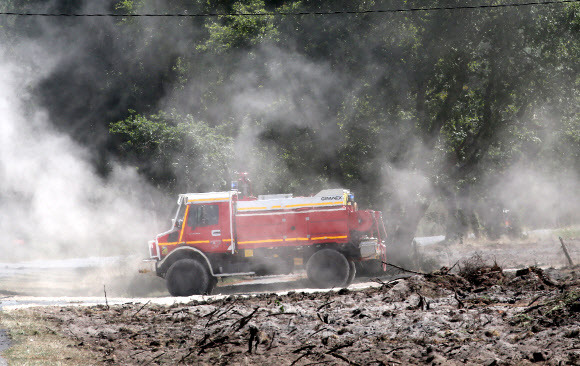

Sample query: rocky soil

[36,258,579,365]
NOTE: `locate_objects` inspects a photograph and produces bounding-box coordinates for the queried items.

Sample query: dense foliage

[2,0,578,251]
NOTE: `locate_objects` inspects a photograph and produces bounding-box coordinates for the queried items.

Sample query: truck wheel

[306,249,350,288]
[166,258,212,296]
[345,260,356,286]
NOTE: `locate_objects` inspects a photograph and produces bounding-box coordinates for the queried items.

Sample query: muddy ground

[21,238,580,365]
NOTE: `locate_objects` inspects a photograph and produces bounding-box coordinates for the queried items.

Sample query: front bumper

[138,259,159,276]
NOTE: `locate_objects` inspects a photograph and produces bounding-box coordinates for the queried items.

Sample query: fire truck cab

[144,183,387,296]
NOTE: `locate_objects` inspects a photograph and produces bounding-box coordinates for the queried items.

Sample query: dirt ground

[16,238,580,366]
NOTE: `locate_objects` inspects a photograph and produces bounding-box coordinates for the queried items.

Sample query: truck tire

[345,260,356,286]
[166,258,213,296]
[306,249,350,288]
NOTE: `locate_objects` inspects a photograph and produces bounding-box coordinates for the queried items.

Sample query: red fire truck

[142,176,387,296]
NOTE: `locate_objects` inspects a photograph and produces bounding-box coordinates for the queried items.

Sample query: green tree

[198,0,279,54]
[110,112,234,194]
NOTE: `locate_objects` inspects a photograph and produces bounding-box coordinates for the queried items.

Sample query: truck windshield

[173,203,186,227]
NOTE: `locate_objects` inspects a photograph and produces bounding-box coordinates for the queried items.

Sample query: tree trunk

[388,200,431,267]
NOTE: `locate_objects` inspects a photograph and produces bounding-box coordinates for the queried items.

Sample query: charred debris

[40,256,580,365]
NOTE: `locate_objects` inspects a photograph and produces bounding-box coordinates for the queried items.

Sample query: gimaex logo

[321,196,342,201]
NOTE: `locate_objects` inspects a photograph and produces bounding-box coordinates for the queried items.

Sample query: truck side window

[202,205,219,226]
[187,204,219,229]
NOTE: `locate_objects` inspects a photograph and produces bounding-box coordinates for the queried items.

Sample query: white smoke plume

[0,45,160,262]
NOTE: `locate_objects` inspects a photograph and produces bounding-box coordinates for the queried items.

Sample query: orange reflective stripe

[238,239,284,244]
[178,205,190,243]
[285,201,343,208]
[187,197,230,203]
[311,236,348,241]
[158,242,179,246]
[238,206,268,211]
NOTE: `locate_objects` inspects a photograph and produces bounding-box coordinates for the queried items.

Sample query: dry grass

[556,226,580,240]
[0,308,99,365]
[457,253,503,286]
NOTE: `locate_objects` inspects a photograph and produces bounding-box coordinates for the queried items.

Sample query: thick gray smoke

[491,166,580,229]
[0,42,165,268]
[206,45,348,194]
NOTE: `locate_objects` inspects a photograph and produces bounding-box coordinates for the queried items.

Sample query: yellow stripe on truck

[178,205,190,243]
[238,239,284,244]
[160,236,346,247]
[238,207,268,211]
[238,236,347,245]
[311,236,348,241]
[284,201,343,208]
[187,197,230,203]
[158,242,179,246]
[158,240,211,246]
[238,201,344,211]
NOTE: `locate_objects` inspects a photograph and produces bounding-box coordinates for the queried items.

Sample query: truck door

[182,202,231,253]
